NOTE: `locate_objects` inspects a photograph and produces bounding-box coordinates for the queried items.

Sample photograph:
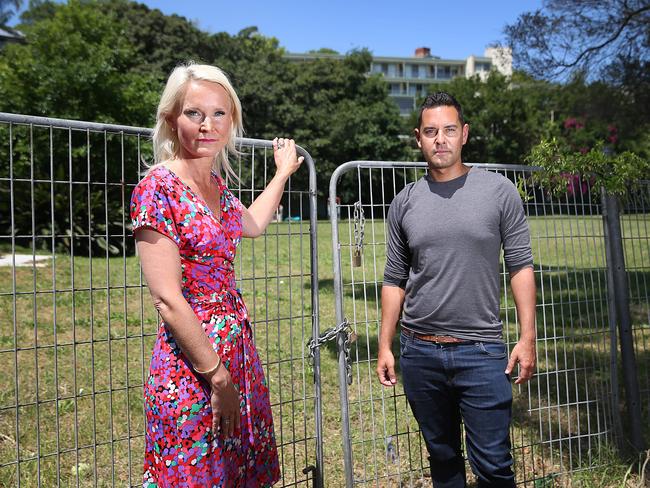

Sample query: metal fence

[0,113,323,487]
[1,113,648,488]
[328,161,649,487]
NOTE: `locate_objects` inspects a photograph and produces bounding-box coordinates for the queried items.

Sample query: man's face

[415,106,469,171]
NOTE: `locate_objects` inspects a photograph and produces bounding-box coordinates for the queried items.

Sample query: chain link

[307,319,354,385]
[353,201,365,254]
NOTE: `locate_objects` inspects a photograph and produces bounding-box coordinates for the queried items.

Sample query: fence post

[601,191,625,449]
[329,166,355,488]
[601,188,646,453]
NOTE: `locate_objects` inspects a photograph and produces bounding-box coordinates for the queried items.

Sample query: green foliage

[0,0,22,25]
[309,47,339,55]
[0,0,164,256]
[0,0,409,251]
[273,51,408,201]
[526,138,650,197]
[419,70,650,164]
[0,0,160,123]
[504,0,650,82]
[423,71,554,164]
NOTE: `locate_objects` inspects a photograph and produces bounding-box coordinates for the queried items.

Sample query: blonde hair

[150,62,243,179]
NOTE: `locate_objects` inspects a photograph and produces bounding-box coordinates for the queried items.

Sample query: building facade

[285,46,512,115]
[0,26,25,48]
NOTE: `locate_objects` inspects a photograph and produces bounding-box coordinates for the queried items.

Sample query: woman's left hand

[272,137,304,179]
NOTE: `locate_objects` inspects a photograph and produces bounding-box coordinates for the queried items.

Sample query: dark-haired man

[377,92,536,488]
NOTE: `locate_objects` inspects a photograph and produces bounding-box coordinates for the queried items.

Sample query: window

[437,66,451,79]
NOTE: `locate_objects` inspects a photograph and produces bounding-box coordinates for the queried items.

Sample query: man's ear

[461,124,469,145]
[414,128,422,148]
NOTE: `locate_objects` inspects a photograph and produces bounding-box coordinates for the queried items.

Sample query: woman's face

[171,80,233,161]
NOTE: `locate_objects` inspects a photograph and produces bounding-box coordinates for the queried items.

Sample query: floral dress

[130,166,280,487]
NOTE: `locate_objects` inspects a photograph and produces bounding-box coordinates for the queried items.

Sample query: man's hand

[377,349,397,386]
[505,339,536,384]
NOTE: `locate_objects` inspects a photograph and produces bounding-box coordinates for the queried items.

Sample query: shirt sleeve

[499,179,533,272]
[383,192,410,288]
[130,173,181,246]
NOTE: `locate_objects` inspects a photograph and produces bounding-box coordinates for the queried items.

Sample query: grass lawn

[0,215,648,487]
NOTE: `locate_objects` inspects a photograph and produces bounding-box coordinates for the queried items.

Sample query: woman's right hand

[272,137,304,180]
[208,366,240,437]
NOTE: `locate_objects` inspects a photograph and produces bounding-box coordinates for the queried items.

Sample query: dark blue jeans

[400,331,515,488]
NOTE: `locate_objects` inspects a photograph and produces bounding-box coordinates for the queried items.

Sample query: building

[0,26,25,48]
[285,46,512,115]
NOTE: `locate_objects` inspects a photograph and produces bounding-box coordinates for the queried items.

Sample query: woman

[130,62,303,487]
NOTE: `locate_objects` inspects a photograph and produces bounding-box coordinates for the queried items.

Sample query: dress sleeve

[130,173,182,246]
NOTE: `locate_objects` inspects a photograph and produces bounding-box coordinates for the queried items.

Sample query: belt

[404,329,472,344]
[188,288,248,322]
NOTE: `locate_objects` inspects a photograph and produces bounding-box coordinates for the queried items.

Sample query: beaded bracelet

[195,356,222,376]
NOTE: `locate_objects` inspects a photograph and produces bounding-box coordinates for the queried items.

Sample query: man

[377,92,536,488]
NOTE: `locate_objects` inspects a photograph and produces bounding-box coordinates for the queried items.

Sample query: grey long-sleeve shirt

[383,166,533,342]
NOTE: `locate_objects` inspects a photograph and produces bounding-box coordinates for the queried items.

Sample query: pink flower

[564,118,577,129]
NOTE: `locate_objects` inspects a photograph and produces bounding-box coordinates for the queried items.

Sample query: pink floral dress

[130,166,280,487]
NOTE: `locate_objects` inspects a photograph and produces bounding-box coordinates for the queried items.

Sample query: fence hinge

[307,318,355,385]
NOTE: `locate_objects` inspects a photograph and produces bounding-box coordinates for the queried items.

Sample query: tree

[1,0,409,240]
[0,0,161,254]
[0,0,22,25]
[270,50,408,203]
[1,0,160,123]
[504,0,650,81]
[504,1,650,160]
[422,72,556,164]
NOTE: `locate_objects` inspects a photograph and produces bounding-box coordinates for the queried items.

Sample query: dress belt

[403,329,472,344]
[189,288,248,322]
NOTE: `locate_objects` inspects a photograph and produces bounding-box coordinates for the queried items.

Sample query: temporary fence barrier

[1,113,648,487]
[0,112,323,487]
[328,161,649,487]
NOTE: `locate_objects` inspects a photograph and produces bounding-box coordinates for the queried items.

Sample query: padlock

[352,249,362,267]
[348,330,358,343]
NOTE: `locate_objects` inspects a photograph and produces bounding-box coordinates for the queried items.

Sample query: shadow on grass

[318,265,650,474]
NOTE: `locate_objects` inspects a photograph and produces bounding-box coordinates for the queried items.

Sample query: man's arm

[377,284,406,386]
[505,266,537,384]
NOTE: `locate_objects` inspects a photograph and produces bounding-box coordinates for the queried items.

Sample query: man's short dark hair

[417,92,465,128]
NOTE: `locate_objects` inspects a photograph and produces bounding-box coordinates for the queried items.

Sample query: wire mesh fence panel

[620,181,650,429]
[328,162,631,487]
[0,113,320,488]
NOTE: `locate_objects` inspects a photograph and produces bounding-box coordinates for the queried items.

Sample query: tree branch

[559,4,650,68]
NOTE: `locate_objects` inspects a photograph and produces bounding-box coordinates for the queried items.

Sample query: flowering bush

[526,138,649,198]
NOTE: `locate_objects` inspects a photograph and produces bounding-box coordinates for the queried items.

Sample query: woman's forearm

[154,293,221,371]
[242,173,289,238]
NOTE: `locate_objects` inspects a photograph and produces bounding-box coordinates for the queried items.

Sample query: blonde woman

[130,62,303,486]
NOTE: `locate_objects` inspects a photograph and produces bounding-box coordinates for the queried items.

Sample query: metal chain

[353,201,365,254]
[307,318,354,385]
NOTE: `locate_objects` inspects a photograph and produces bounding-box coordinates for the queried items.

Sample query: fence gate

[0,113,324,487]
[328,161,649,487]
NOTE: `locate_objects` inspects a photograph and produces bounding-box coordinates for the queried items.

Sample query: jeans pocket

[477,341,508,359]
[399,331,412,358]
